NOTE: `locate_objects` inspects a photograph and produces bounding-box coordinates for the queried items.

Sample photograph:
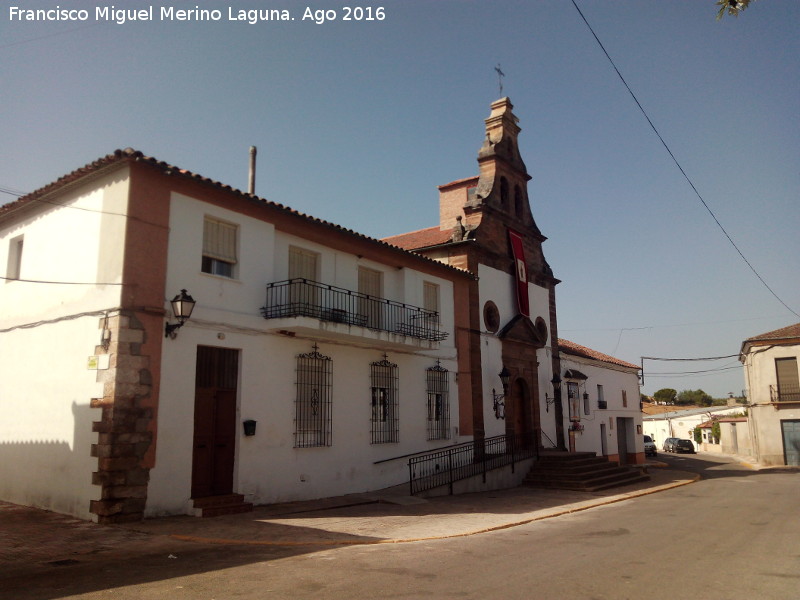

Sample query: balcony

[261,279,448,345]
[770,385,800,403]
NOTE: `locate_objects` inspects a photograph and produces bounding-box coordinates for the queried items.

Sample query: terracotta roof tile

[744,322,800,343]
[382,226,453,251]
[558,338,640,371]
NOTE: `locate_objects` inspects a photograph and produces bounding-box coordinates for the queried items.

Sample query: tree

[716,0,756,20]
[653,388,677,405]
[677,389,713,406]
[711,421,721,443]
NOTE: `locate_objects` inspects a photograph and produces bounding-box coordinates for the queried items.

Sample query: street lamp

[492,366,511,420]
[165,289,196,339]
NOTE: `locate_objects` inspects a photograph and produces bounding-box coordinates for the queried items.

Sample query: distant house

[696,418,751,456]
[557,339,644,464]
[740,323,800,466]
[643,406,745,451]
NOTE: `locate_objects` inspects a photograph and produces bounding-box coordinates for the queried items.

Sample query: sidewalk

[1,464,697,573]
[126,463,696,546]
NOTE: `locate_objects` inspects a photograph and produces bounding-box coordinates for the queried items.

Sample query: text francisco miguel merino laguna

[7,5,383,24]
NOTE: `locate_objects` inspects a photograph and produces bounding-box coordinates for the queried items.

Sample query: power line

[642,354,740,362]
[0,275,129,285]
[570,0,799,320]
[0,186,26,198]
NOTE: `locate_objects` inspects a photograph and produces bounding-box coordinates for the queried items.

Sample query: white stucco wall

[643,406,744,452]
[147,193,460,515]
[742,343,800,465]
[0,169,130,518]
[477,264,556,442]
[559,354,643,460]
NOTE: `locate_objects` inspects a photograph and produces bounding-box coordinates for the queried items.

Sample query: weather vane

[494,63,505,96]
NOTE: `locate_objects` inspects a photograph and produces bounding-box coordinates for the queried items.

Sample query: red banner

[508,230,530,317]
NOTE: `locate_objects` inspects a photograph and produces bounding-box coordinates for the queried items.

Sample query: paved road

[3,454,798,599]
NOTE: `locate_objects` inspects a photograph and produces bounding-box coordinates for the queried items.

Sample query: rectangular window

[288,247,320,314]
[370,356,398,443]
[622,389,628,408]
[426,362,450,440]
[776,357,800,402]
[288,246,319,280]
[6,235,23,281]
[358,266,383,330]
[295,346,332,448]
[567,382,580,421]
[202,217,237,278]
[583,391,591,416]
[597,385,606,410]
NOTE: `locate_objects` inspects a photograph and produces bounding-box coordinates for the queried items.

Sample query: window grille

[295,345,332,448]
[426,361,450,440]
[370,355,398,444]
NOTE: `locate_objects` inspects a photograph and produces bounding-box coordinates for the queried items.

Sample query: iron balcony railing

[408,433,537,496]
[262,278,448,342]
[770,384,800,403]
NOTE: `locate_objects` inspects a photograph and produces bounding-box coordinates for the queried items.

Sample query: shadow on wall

[0,402,98,519]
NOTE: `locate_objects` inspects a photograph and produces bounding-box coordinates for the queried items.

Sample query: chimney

[248,146,257,195]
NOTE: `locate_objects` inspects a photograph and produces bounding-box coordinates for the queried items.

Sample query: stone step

[525,452,649,493]
[192,494,253,518]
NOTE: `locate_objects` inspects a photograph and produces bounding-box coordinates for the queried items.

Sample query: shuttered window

[288,246,318,281]
[358,267,383,330]
[776,357,800,402]
[202,218,237,277]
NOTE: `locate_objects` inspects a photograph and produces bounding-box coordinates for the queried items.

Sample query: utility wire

[0,275,129,285]
[570,0,799,320]
[0,186,26,198]
[642,354,740,361]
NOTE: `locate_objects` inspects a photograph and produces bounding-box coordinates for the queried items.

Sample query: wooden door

[192,347,238,498]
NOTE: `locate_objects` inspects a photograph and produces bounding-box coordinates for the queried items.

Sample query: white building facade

[740,323,800,466]
[558,339,644,464]
[0,150,473,522]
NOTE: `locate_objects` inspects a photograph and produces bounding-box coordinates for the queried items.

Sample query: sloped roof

[382,226,454,251]
[0,148,475,280]
[558,338,640,371]
[744,323,800,343]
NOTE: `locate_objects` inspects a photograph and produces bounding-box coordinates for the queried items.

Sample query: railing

[262,279,448,342]
[408,433,537,495]
[770,385,800,403]
[540,430,557,449]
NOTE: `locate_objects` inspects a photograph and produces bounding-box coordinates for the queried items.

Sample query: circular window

[483,301,500,333]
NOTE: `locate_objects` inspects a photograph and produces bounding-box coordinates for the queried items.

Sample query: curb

[168,474,701,548]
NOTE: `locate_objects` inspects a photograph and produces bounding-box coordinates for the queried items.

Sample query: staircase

[524,451,649,492]
[191,494,254,518]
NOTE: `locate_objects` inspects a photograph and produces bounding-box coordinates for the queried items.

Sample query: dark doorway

[616,417,629,465]
[192,346,239,498]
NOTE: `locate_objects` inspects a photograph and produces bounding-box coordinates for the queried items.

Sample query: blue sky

[2,0,798,398]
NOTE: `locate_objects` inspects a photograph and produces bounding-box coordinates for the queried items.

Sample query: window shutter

[203,219,237,264]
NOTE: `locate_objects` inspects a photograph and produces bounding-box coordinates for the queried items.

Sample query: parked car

[644,435,657,457]
[663,437,678,452]
[674,439,695,454]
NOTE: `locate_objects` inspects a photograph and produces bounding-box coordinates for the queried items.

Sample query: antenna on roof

[494,64,505,97]
[248,146,257,195]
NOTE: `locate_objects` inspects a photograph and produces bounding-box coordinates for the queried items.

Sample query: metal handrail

[407,433,537,495]
[262,278,448,342]
[540,430,557,449]
[770,384,800,403]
